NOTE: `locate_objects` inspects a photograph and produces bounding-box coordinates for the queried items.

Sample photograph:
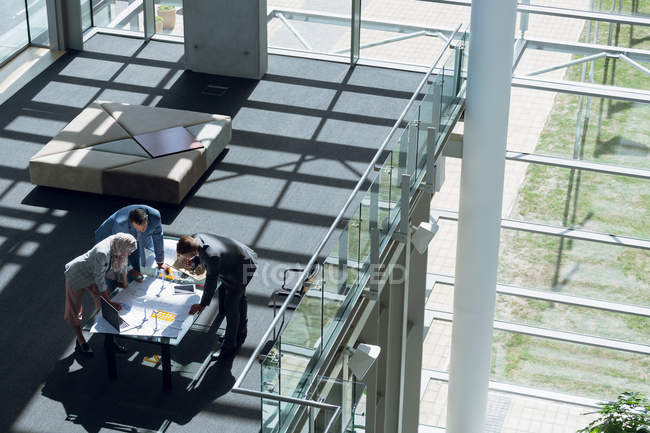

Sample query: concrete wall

[54,0,83,51]
[183,0,267,79]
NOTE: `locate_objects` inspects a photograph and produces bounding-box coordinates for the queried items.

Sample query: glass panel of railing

[270,272,329,409]
[261,365,307,433]
[260,367,366,433]
[440,52,458,126]
[318,227,353,348]
[261,360,281,433]
[278,279,323,359]
[259,275,327,430]
[312,371,365,433]
[322,209,363,348]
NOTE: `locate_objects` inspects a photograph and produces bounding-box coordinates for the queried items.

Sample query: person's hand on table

[188,304,205,315]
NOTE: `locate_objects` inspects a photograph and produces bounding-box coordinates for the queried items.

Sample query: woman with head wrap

[64,233,137,357]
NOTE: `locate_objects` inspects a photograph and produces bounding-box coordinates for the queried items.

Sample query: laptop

[100,297,131,332]
[174,284,195,295]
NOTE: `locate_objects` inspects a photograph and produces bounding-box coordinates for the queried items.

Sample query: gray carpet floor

[0,33,422,433]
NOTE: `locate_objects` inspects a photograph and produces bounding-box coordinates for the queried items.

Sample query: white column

[447,1,517,433]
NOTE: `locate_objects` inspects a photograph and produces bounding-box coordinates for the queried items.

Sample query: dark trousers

[220,260,256,350]
[220,284,248,350]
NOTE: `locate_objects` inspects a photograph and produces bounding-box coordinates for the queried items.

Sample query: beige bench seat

[28,101,232,204]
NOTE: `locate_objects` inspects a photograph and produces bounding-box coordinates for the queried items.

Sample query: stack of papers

[91,277,201,338]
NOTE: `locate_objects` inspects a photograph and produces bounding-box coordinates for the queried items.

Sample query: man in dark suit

[176,233,257,361]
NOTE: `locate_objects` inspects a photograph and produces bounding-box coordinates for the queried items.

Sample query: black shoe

[237,336,247,347]
[212,346,238,361]
[75,341,94,358]
[237,330,247,348]
[111,341,128,354]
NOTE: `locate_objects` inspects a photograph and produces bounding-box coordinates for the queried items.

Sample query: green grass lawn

[493,0,650,400]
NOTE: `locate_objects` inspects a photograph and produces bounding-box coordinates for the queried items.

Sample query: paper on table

[144,238,206,281]
[91,276,201,338]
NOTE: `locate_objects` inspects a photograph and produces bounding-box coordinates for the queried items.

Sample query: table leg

[161,343,171,390]
[104,335,117,381]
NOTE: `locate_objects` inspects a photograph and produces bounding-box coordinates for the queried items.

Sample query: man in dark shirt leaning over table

[176,233,258,361]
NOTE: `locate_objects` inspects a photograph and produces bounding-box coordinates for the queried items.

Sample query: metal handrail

[231,23,463,400]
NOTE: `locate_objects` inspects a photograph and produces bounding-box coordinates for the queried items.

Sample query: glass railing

[261,367,365,433]
[233,25,468,433]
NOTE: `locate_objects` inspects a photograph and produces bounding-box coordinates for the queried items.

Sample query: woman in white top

[64,233,136,356]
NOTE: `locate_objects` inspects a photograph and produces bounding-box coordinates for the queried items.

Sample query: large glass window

[27,0,49,46]
[359,0,469,66]
[267,0,350,61]
[499,231,649,306]
[510,92,650,170]
[491,331,650,399]
[1,0,29,64]
[91,0,144,33]
[503,162,650,240]
[153,1,183,37]
[81,0,92,31]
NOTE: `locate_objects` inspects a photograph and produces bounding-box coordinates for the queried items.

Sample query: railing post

[399,174,410,240]
[342,352,350,433]
[338,229,349,294]
[454,39,464,95]
[369,179,380,300]
[423,127,438,193]
[431,78,442,134]
[309,406,316,433]
[434,156,445,193]
[407,121,418,182]
[397,135,407,183]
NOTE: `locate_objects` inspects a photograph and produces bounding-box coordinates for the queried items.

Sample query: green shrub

[578,392,650,433]
[158,5,175,11]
